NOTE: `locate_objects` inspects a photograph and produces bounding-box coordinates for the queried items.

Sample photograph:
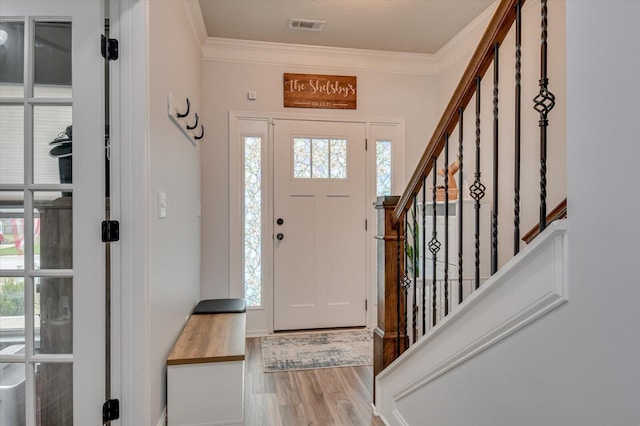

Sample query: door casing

[229,111,405,336]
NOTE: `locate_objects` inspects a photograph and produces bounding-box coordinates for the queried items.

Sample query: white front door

[0,2,106,425]
[273,120,367,330]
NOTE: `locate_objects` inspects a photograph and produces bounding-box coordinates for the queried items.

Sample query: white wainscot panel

[374,221,568,426]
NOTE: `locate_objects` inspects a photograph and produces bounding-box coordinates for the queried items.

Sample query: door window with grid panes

[0,2,105,425]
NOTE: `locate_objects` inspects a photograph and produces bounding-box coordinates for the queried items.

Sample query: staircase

[373,0,568,423]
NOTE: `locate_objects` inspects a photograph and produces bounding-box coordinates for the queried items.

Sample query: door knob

[276,233,284,241]
[277,218,284,225]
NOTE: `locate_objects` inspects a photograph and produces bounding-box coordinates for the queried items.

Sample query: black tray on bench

[192,298,246,314]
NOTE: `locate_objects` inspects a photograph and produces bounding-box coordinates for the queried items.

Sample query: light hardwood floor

[244,337,385,426]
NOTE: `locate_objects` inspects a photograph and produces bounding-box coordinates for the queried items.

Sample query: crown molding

[198,0,512,76]
[432,0,498,72]
[183,0,207,48]
[202,37,439,75]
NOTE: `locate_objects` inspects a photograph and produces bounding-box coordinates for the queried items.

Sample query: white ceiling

[198,0,495,55]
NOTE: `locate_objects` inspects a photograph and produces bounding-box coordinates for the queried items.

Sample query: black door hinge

[102,221,120,242]
[102,399,120,423]
[101,35,119,60]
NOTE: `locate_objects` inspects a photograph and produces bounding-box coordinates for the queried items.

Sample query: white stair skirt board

[375,220,568,426]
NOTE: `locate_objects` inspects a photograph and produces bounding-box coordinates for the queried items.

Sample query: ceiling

[198,0,495,55]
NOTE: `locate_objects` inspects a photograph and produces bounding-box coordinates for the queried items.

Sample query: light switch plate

[158,192,167,218]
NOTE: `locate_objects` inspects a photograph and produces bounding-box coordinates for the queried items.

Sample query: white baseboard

[157,407,167,426]
[372,403,391,426]
[246,329,269,338]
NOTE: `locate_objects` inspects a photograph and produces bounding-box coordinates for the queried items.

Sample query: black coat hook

[194,125,204,140]
[177,98,191,118]
[187,113,199,130]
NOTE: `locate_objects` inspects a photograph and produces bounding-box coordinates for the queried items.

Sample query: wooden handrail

[392,0,524,225]
[522,198,567,244]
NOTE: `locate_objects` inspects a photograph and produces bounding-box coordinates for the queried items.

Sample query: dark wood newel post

[373,196,407,398]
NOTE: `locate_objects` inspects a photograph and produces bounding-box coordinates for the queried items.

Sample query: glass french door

[0,1,106,425]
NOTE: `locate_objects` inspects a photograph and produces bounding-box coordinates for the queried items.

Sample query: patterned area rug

[261,329,373,372]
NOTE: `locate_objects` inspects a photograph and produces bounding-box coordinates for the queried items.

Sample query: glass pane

[0,20,25,98]
[0,277,26,349]
[33,106,72,185]
[311,138,329,178]
[34,192,72,270]
[0,105,25,184]
[293,138,311,178]
[244,137,262,307]
[0,192,25,270]
[34,22,72,98]
[34,277,72,354]
[35,362,73,425]
[376,140,392,196]
[0,360,26,425]
[329,139,347,179]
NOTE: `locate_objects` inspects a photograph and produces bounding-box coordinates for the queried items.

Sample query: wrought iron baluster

[458,108,464,304]
[402,215,411,350]
[534,0,556,233]
[396,223,401,357]
[470,77,486,290]
[491,43,500,275]
[422,176,427,335]
[429,157,440,326]
[514,0,522,255]
[412,197,418,343]
[444,135,450,316]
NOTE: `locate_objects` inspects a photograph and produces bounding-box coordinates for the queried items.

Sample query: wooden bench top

[167,313,246,366]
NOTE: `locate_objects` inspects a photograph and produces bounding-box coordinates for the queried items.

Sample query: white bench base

[167,361,244,426]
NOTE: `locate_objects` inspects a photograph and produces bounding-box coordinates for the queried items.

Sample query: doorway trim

[229,110,405,336]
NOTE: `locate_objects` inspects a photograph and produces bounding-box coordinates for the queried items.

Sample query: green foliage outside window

[0,277,24,316]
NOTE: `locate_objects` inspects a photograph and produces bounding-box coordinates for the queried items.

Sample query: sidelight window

[376,140,392,196]
[243,136,262,307]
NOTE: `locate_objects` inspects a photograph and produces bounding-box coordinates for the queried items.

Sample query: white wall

[376,2,640,424]
[200,57,438,301]
[147,1,203,422]
[199,0,568,327]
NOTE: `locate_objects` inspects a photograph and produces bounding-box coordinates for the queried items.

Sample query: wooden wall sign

[284,73,357,110]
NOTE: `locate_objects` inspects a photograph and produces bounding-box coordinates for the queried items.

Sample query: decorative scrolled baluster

[402,212,411,350]
[411,197,419,343]
[421,176,427,335]
[458,108,464,304]
[444,134,450,316]
[533,0,556,233]
[429,157,441,326]
[514,0,522,255]
[396,224,402,357]
[491,43,500,275]
[470,77,486,290]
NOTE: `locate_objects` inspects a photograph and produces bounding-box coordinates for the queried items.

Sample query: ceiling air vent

[288,19,325,32]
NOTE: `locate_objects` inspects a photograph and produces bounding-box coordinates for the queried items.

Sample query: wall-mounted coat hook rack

[187,113,199,130]
[167,93,205,145]
[176,98,191,118]
[194,125,204,140]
